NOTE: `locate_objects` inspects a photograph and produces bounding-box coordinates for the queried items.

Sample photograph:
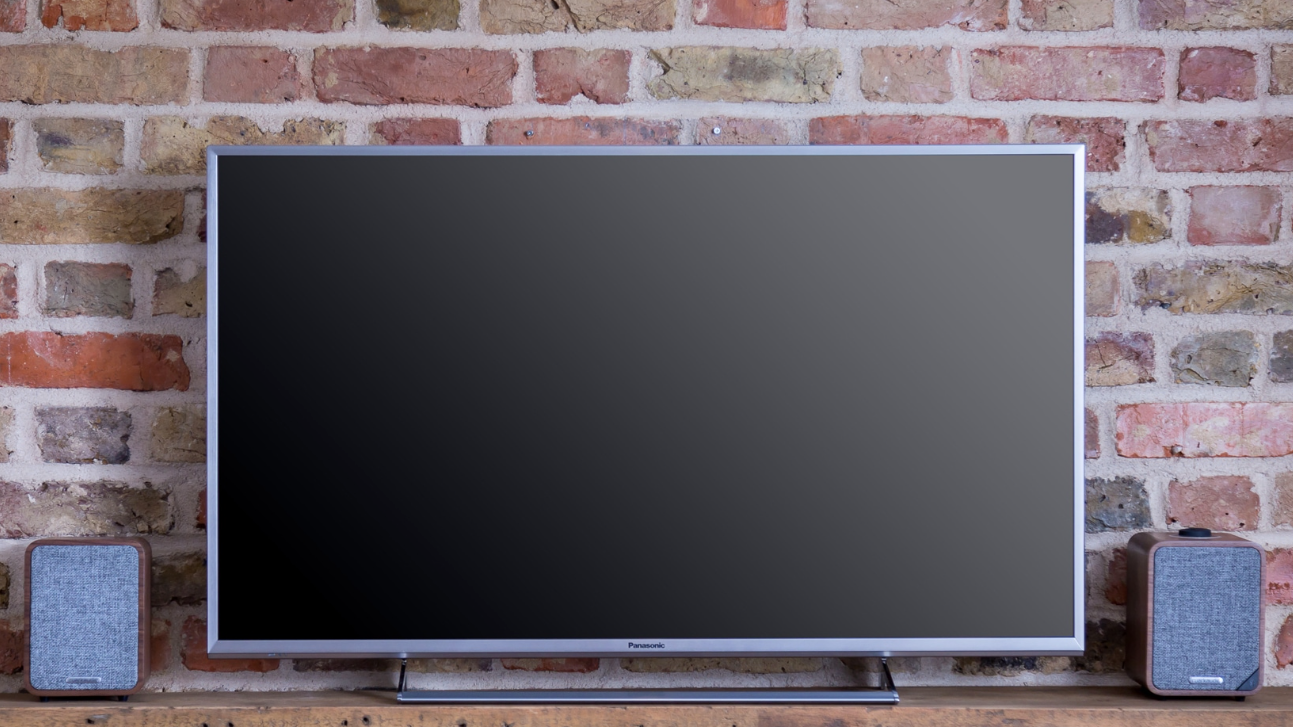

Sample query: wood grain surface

[0,688,1288,727]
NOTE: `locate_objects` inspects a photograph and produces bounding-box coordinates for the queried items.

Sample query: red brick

[971,47,1164,102]
[315,48,515,107]
[1116,402,1293,458]
[810,116,1007,145]
[162,0,351,30]
[501,658,600,673]
[204,47,301,104]
[0,621,22,675]
[1085,408,1099,459]
[1275,46,1293,95]
[1279,614,1293,668]
[1085,261,1118,317]
[1086,332,1154,386]
[698,117,791,145]
[1020,0,1111,30]
[487,117,681,145]
[0,0,23,30]
[182,617,279,672]
[0,46,188,105]
[1178,48,1256,102]
[370,119,461,146]
[0,119,9,172]
[0,264,15,319]
[0,189,184,244]
[1167,476,1258,531]
[41,0,136,29]
[1269,550,1293,605]
[1147,119,1293,173]
[1188,186,1281,246]
[1139,0,1291,30]
[1104,548,1126,605]
[1024,116,1124,173]
[535,49,630,105]
[859,46,953,104]
[806,0,1006,30]
[0,332,189,391]
[694,0,785,28]
[151,619,172,672]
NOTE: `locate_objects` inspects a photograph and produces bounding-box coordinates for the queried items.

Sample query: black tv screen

[208,146,1083,658]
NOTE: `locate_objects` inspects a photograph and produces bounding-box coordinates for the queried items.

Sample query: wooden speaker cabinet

[24,538,151,700]
[1126,530,1263,697]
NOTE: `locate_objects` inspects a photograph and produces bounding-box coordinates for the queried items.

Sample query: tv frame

[206,143,1086,661]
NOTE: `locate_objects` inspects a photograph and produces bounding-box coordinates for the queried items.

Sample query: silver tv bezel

[206,144,1086,659]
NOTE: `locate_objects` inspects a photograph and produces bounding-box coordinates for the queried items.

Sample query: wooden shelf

[0,688,1289,727]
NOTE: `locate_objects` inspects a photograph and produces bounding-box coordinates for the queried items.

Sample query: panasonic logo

[628,642,666,649]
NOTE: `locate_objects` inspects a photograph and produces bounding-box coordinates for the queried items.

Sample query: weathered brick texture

[1178,48,1256,102]
[0,189,183,244]
[1084,261,1118,317]
[859,47,953,104]
[1085,332,1154,387]
[487,117,680,145]
[0,481,172,537]
[1116,403,1293,458]
[142,117,344,175]
[806,0,1005,30]
[0,0,22,29]
[535,49,631,105]
[1147,119,1293,173]
[1086,188,1170,244]
[371,118,462,145]
[0,46,188,105]
[42,0,137,30]
[1020,0,1111,30]
[377,0,458,29]
[1167,476,1258,531]
[0,332,190,391]
[649,48,839,103]
[33,119,124,174]
[0,265,16,319]
[0,0,1291,691]
[1187,187,1281,246]
[1170,331,1257,387]
[1136,262,1293,315]
[698,118,791,145]
[153,267,206,318]
[694,0,784,29]
[44,262,134,318]
[1139,0,1293,30]
[162,0,352,30]
[314,48,516,106]
[810,116,1007,145]
[37,407,132,464]
[204,47,302,104]
[970,47,1164,102]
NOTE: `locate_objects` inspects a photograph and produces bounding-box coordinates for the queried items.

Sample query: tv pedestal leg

[396,658,900,704]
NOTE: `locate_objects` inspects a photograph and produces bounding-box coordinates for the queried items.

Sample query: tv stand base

[396,658,900,704]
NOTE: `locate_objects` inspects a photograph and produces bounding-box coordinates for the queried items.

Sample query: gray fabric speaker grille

[29,545,140,691]
[1152,546,1260,692]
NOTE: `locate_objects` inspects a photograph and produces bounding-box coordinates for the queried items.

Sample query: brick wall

[0,0,1290,691]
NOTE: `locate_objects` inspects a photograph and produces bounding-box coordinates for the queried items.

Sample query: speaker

[24,538,151,699]
[1126,529,1263,697]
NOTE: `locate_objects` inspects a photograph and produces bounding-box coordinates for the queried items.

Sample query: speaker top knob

[1178,527,1212,538]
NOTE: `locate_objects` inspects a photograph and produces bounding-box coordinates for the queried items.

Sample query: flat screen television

[207,145,1084,701]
